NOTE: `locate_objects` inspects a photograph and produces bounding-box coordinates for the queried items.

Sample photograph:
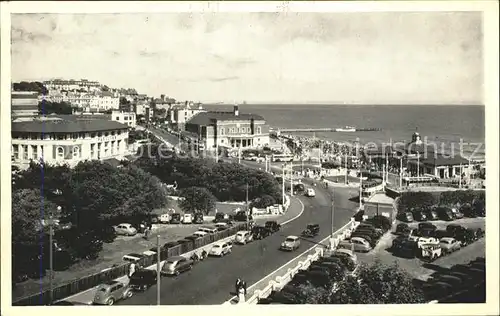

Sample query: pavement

[105,179,357,305]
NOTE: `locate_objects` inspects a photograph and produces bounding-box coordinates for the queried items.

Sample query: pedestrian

[235,278,242,294]
[242,280,247,295]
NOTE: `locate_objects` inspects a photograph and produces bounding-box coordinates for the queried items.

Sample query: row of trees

[38,100,73,115]
[397,190,486,212]
[133,146,283,209]
[278,261,425,304]
[13,81,48,95]
[12,161,168,281]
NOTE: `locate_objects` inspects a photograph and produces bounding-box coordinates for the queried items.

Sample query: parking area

[356,217,485,281]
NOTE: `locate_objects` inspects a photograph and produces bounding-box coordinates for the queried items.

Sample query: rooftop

[12,115,128,133]
[187,111,265,126]
[409,155,469,166]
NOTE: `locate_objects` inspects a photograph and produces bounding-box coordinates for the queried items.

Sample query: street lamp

[48,205,61,305]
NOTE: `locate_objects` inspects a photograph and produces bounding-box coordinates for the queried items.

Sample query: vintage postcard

[1,1,498,316]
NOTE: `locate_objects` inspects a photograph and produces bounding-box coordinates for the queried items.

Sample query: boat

[336,126,356,132]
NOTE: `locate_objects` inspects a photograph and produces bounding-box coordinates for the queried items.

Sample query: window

[22,145,28,160]
[32,146,38,159]
[91,133,96,138]
[90,144,95,157]
[57,134,65,140]
[257,127,262,134]
[220,128,225,135]
[115,116,120,120]
[72,133,78,139]
[72,146,80,158]
[57,147,64,159]
[12,145,19,159]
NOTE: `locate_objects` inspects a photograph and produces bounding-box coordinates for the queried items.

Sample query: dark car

[412,210,428,222]
[350,233,375,247]
[424,209,440,221]
[455,228,477,246]
[431,229,451,239]
[214,212,226,223]
[397,212,414,223]
[162,241,180,251]
[252,225,271,240]
[446,224,467,237]
[418,222,437,231]
[293,183,306,193]
[265,221,281,233]
[170,213,181,224]
[99,225,118,243]
[193,213,204,224]
[435,207,454,221]
[460,203,477,218]
[301,223,320,237]
[395,223,410,235]
[234,211,252,222]
[129,269,158,291]
[355,227,383,238]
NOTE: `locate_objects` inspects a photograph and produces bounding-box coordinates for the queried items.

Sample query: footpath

[60,196,304,305]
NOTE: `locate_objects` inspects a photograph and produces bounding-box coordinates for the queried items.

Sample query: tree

[38,101,73,115]
[250,194,276,209]
[397,191,437,212]
[439,190,477,206]
[179,187,217,215]
[330,275,378,304]
[119,96,131,106]
[13,81,48,95]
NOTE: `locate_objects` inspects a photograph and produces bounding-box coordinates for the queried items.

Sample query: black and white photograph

[1,1,498,315]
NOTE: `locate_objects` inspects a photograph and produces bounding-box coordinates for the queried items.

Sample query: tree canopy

[134,150,282,206]
[179,187,217,215]
[13,81,48,95]
[38,101,73,115]
[439,189,484,206]
[397,191,437,212]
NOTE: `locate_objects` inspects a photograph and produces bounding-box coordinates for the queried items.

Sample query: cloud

[11,26,52,44]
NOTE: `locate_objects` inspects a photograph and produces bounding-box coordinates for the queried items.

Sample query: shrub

[397,191,437,212]
[369,215,392,232]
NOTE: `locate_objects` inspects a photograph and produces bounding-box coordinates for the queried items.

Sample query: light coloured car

[280,236,301,251]
[235,230,253,244]
[199,226,218,234]
[215,222,229,231]
[416,236,440,249]
[114,223,137,236]
[339,237,372,253]
[92,281,133,305]
[192,231,208,239]
[209,242,232,257]
[305,188,316,197]
[440,237,462,253]
[122,253,145,263]
[161,256,194,276]
[182,213,193,224]
[159,214,170,224]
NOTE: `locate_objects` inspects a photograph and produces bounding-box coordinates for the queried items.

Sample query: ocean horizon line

[202,102,484,107]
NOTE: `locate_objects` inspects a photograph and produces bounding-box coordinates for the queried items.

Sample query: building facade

[167,102,206,130]
[44,79,101,92]
[11,91,39,117]
[111,110,137,128]
[185,105,270,152]
[11,116,129,169]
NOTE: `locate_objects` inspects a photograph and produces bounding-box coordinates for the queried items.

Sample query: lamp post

[48,205,61,305]
[330,188,335,251]
[289,162,294,197]
[282,164,285,206]
[344,152,348,185]
[156,234,161,305]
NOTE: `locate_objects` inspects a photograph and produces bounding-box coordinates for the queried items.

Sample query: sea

[203,104,485,161]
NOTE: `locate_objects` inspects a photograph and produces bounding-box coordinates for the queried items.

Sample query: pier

[276,127,382,133]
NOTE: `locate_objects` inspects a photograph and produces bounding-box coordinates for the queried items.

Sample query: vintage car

[280,236,301,251]
[161,256,194,276]
[92,281,133,305]
[301,223,320,238]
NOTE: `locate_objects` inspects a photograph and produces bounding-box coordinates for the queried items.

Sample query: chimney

[234,105,239,116]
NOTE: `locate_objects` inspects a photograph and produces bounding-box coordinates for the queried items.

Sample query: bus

[272,153,294,162]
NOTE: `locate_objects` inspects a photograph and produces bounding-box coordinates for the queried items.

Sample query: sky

[11,12,483,104]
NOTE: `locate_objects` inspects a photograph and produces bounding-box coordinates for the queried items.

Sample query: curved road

[117,179,358,305]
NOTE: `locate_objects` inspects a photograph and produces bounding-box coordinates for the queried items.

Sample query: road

[115,180,358,305]
[113,129,358,305]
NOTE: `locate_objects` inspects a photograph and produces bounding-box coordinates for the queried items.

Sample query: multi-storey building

[11,116,129,169]
[11,91,39,117]
[167,102,206,130]
[44,79,101,92]
[111,110,137,128]
[185,105,270,152]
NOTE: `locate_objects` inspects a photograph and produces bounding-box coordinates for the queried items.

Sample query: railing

[13,223,248,306]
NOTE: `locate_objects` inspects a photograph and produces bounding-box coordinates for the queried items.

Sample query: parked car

[450,208,464,219]
[418,222,437,232]
[332,248,358,266]
[162,241,180,251]
[209,241,232,257]
[420,243,442,261]
[446,224,467,237]
[182,213,193,224]
[92,281,133,305]
[114,223,137,236]
[265,221,281,233]
[301,223,320,237]
[214,212,233,223]
[122,253,145,263]
[305,188,316,197]
[459,203,476,218]
[424,209,440,221]
[159,214,170,224]
[214,222,229,231]
[338,237,371,253]
[189,231,208,239]
[431,229,451,239]
[234,230,253,244]
[436,207,454,221]
[280,236,301,251]
[416,236,440,249]
[193,213,204,224]
[161,256,194,276]
[129,269,158,291]
[350,233,375,247]
[355,227,383,239]
[198,226,218,234]
[440,237,462,254]
[395,223,410,235]
[170,213,181,224]
[455,228,477,246]
[294,183,306,193]
[412,210,428,222]
[397,212,414,223]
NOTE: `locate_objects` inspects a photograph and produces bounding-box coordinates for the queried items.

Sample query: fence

[13,223,248,306]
